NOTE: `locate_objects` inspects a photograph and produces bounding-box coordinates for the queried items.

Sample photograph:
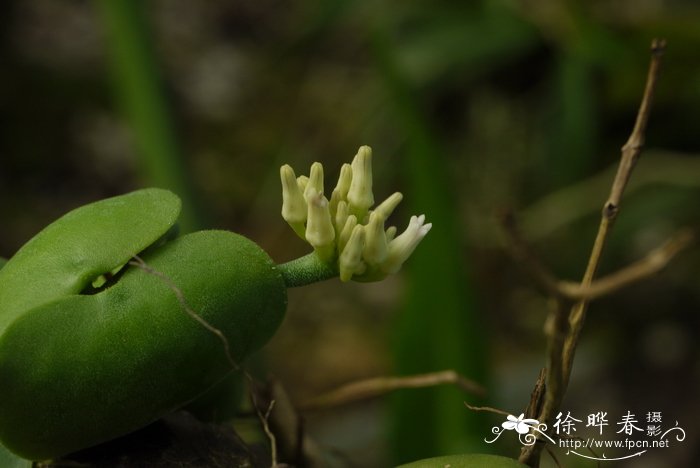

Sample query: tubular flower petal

[335,201,349,241]
[279,145,430,281]
[385,226,397,242]
[373,192,403,220]
[363,211,388,265]
[329,163,352,217]
[347,146,374,221]
[280,165,307,239]
[339,225,365,282]
[338,215,358,253]
[304,162,325,201]
[382,215,432,274]
[297,175,309,194]
[305,189,335,260]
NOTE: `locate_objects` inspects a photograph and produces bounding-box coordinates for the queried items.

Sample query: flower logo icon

[485,412,555,445]
[502,413,540,434]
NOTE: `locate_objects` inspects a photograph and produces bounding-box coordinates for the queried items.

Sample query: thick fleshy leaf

[0,230,286,459]
[0,442,32,468]
[0,188,180,335]
[399,453,528,468]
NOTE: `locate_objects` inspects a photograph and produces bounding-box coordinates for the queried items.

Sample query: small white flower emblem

[502,413,540,435]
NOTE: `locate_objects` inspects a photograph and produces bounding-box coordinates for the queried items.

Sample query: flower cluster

[280,146,431,282]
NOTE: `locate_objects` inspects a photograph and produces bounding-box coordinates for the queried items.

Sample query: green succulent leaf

[0,442,31,468]
[0,188,181,336]
[399,453,528,468]
[0,190,287,460]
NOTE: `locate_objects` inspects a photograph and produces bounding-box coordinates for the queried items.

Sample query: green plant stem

[278,253,338,288]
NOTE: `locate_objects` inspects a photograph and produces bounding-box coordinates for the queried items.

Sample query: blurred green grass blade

[0,258,6,270]
[520,151,700,241]
[563,0,631,69]
[396,7,539,86]
[371,27,488,465]
[97,0,202,231]
[541,51,596,190]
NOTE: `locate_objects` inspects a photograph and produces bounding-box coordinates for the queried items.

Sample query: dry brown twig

[501,212,695,302]
[464,402,510,417]
[511,39,689,466]
[254,378,326,468]
[300,369,485,411]
[260,399,279,467]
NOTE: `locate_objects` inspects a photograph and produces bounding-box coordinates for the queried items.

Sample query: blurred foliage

[371,24,487,461]
[97,0,203,231]
[2,0,700,466]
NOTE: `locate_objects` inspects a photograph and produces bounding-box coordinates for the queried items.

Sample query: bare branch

[520,39,667,466]
[561,36,667,388]
[464,402,510,417]
[524,368,546,420]
[500,211,563,298]
[501,214,694,301]
[558,229,694,300]
[251,378,326,468]
[260,399,279,467]
[300,370,484,411]
[608,39,667,210]
[245,377,284,468]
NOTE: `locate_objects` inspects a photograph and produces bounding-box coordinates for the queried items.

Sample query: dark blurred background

[1,1,700,467]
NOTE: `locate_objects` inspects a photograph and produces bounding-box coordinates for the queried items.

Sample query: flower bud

[329,163,352,217]
[363,211,388,265]
[305,189,335,260]
[374,192,403,220]
[335,200,349,236]
[280,165,307,239]
[339,225,365,282]
[297,175,309,193]
[338,215,358,253]
[382,215,432,274]
[347,146,374,221]
[304,162,325,201]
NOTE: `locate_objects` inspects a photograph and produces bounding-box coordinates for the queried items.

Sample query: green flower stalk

[279,145,432,286]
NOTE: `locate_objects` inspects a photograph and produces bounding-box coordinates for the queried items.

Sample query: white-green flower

[280,145,431,282]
